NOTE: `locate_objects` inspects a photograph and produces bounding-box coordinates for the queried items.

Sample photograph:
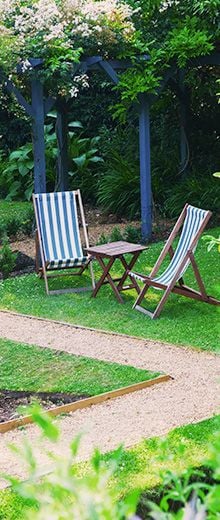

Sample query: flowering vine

[0,0,143,97]
[0,1,217,108]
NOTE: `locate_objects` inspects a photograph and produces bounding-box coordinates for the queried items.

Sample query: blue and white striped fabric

[153,205,208,286]
[35,191,88,269]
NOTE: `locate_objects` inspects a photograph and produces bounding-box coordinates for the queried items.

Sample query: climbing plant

[0,0,218,109]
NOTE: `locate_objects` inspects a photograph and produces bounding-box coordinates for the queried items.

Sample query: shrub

[163,173,220,218]
[0,125,58,201]
[0,237,17,278]
[0,201,34,239]
[0,119,103,204]
[68,129,103,203]
[124,225,142,244]
[202,172,220,253]
[109,226,124,242]
[98,150,140,219]
[96,226,143,246]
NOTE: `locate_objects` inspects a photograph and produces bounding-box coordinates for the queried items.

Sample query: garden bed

[0,337,169,433]
[0,389,90,423]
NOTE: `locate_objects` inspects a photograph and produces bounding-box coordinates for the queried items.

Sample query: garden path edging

[0,310,219,487]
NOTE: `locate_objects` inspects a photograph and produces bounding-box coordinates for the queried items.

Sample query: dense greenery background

[0,0,219,218]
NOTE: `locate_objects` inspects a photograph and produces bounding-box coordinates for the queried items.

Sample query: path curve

[0,310,219,486]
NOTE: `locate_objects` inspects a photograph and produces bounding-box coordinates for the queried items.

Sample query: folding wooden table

[86,241,147,303]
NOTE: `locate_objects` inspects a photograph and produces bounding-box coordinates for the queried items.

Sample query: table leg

[92,256,124,303]
[117,252,141,293]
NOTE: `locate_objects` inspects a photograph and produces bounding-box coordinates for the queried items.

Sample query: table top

[86,241,147,258]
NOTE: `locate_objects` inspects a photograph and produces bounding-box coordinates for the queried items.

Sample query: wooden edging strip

[0,374,172,434]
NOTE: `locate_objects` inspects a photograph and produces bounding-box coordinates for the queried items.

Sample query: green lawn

[0,415,219,519]
[0,228,219,352]
[105,415,220,497]
[0,338,160,396]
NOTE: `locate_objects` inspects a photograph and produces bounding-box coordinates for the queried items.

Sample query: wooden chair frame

[33,190,95,295]
[129,204,220,319]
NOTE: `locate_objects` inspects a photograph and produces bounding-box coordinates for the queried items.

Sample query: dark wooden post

[31,78,46,193]
[56,100,69,191]
[139,94,152,240]
[179,70,188,175]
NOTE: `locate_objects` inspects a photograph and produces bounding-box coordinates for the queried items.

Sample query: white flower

[69,85,79,97]
[20,59,32,72]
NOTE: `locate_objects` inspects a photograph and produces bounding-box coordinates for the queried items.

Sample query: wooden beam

[56,101,69,191]
[0,374,172,434]
[44,96,56,117]
[31,78,46,193]
[139,94,152,240]
[2,77,33,117]
[84,56,103,66]
[189,52,220,67]
[98,61,119,84]
[179,69,188,174]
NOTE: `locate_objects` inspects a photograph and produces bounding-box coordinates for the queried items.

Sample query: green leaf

[89,156,104,163]
[29,404,59,442]
[18,164,29,176]
[70,433,82,457]
[73,154,87,167]
[68,121,83,129]
[24,185,33,201]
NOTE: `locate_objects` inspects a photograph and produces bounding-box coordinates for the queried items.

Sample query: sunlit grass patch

[0,338,161,396]
[0,228,219,352]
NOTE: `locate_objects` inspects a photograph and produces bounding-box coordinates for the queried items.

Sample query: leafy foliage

[0,119,103,201]
[0,0,218,108]
[0,200,34,239]
[5,406,139,520]
[97,225,142,245]
[0,0,219,221]
[2,143,34,201]
[68,129,103,201]
[163,173,220,218]
[98,150,140,218]
[0,237,17,278]
[3,408,220,519]
[202,172,220,253]
[166,19,213,68]
[97,125,140,218]
[0,0,141,98]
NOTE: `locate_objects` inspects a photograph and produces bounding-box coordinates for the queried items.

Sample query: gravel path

[0,310,219,487]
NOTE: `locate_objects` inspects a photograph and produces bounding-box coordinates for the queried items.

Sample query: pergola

[1,51,219,239]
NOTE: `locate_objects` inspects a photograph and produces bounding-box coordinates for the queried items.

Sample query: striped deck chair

[33,190,95,295]
[129,204,220,318]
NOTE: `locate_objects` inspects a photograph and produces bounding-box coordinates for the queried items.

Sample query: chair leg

[152,284,174,319]
[43,268,49,295]
[133,283,150,309]
[133,276,178,319]
[89,261,96,290]
[38,268,43,279]
[35,231,41,274]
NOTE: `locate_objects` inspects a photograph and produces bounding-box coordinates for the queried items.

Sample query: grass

[0,228,219,352]
[0,415,219,519]
[0,338,160,396]
[104,414,220,497]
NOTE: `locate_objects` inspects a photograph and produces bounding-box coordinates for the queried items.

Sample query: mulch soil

[0,209,174,278]
[0,390,90,423]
